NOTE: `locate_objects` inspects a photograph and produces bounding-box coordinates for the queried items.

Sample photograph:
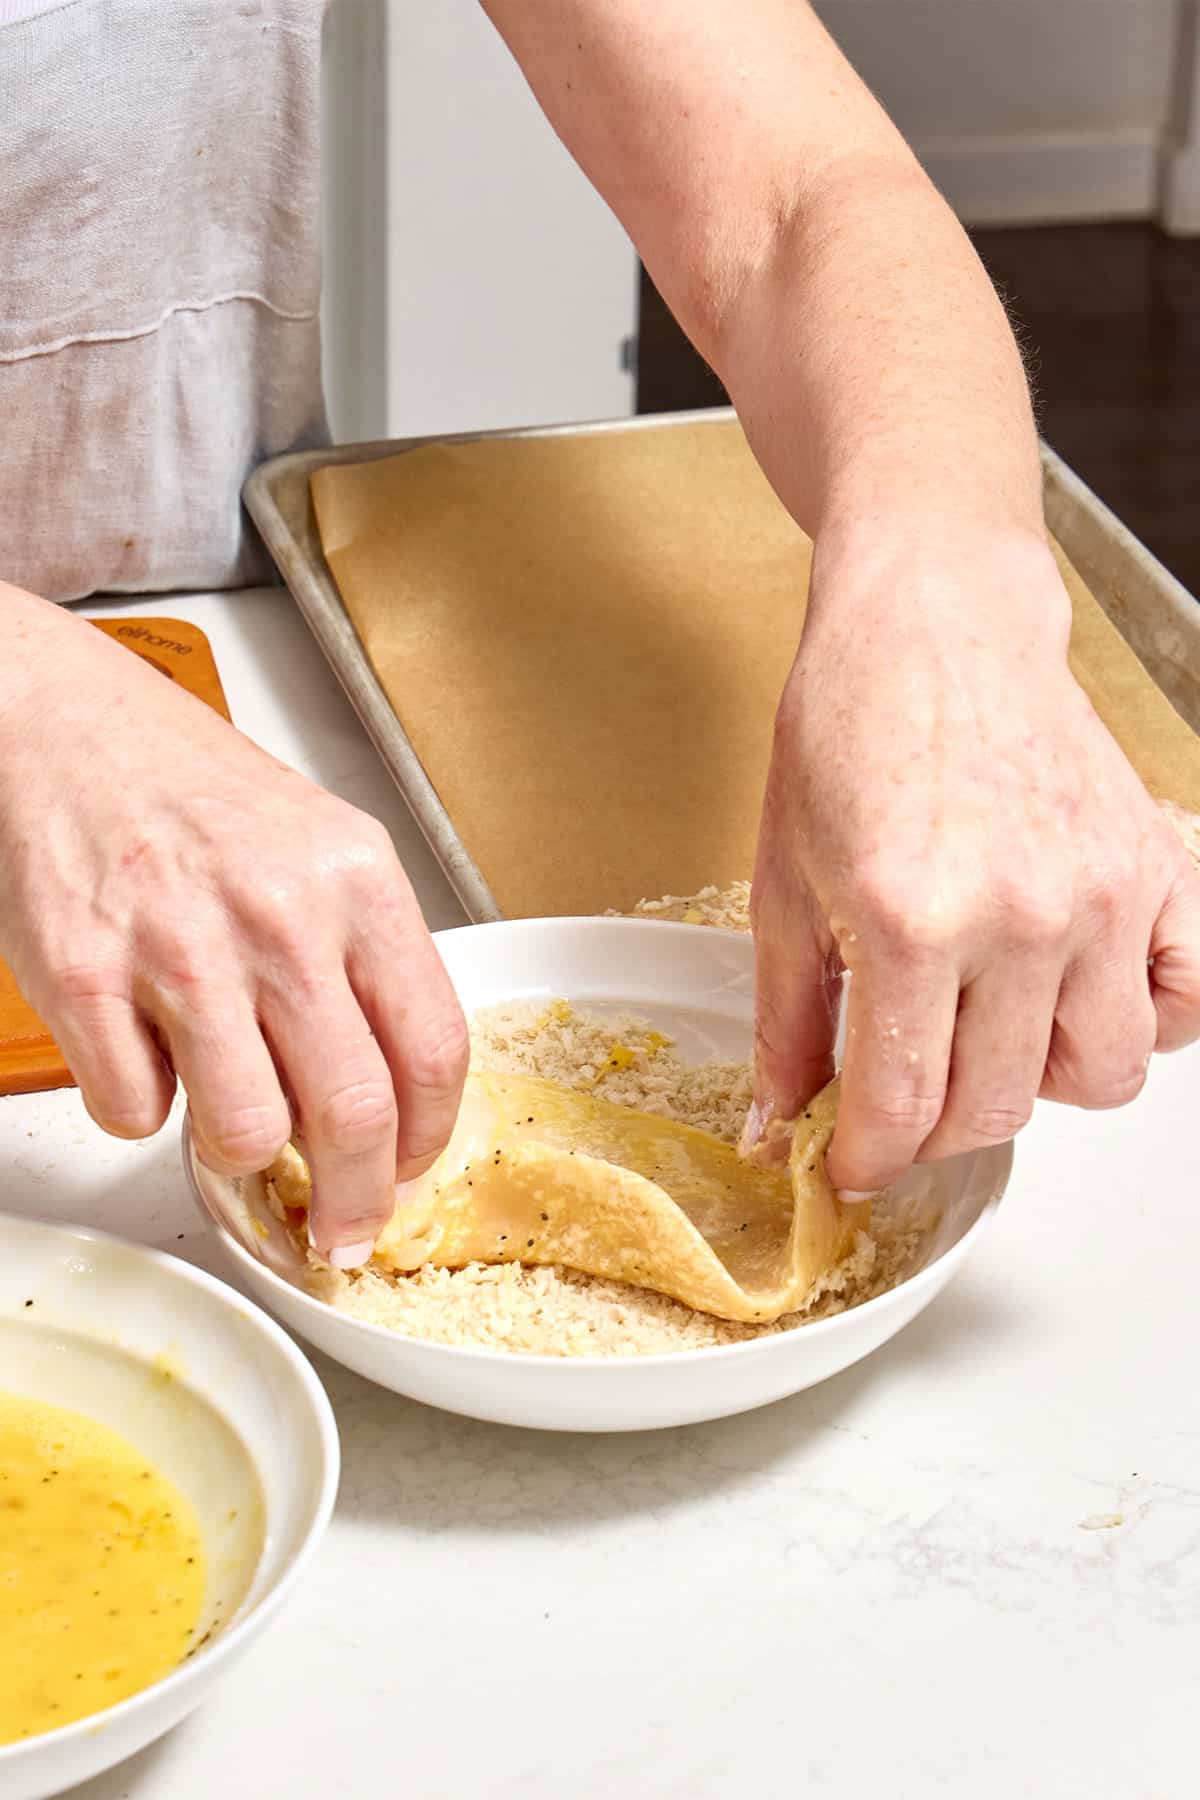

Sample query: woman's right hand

[0,585,469,1264]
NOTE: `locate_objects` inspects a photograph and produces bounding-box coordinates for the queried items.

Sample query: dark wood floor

[636,223,1200,596]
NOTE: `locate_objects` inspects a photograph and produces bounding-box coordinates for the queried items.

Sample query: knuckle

[1078,1063,1149,1111]
[860,1087,945,1137]
[397,1120,453,1171]
[239,884,310,958]
[201,1105,291,1171]
[358,812,396,858]
[87,1095,169,1141]
[316,1078,397,1153]
[405,1011,471,1097]
[337,811,398,883]
[1087,877,1131,932]
[952,1101,1032,1146]
[148,944,209,995]
[1154,989,1200,1052]
[240,820,399,934]
[998,881,1073,948]
[50,959,127,1011]
[852,874,964,958]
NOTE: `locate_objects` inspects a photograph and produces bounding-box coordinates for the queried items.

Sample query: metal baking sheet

[243,408,1200,923]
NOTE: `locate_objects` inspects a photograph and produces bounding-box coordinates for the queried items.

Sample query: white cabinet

[321,0,638,445]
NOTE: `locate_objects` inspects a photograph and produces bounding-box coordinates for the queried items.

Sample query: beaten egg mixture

[0,1391,206,1744]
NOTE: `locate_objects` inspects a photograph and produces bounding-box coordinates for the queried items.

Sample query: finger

[1041,938,1158,1108]
[162,993,293,1178]
[262,978,398,1264]
[745,881,841,1157]
[826,948,959,1197]
[52,990,177,1139]
[917,957,1060,1162]
[1150,869,1200,1052]
[348,935,469,1185]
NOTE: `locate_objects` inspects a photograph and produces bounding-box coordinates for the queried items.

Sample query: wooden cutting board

[0,619,231,1097]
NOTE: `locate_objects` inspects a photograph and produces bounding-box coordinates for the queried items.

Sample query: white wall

[816,0,1200,227]
[321,0,637,445]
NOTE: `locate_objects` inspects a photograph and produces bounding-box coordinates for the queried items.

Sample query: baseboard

[915,128,1163,227]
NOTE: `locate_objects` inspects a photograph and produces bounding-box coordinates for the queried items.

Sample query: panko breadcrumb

[614,879,752,933]
[321,801,1200,1357]
[322,985,933,1357]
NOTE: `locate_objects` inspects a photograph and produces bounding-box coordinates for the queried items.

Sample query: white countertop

[3,588,1197,1799]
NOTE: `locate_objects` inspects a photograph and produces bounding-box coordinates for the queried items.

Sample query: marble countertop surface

[2,589,1195,1799]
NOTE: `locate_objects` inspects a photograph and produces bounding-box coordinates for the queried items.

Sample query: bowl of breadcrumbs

[187,888,1019,1433]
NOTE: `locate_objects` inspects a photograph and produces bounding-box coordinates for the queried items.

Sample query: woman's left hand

[746,526,1200,1196]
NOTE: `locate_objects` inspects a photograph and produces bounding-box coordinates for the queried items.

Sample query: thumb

[1151,867,1200,1052]
[743,880,841,1158]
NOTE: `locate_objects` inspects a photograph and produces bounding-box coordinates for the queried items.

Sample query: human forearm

[711,154,1045,560]
[484,0,1046,581]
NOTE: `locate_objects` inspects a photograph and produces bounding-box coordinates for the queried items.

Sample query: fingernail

[836,1190,878,1206]
[327,1238,375,1270]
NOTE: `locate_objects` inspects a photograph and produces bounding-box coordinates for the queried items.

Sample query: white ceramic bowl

[0,1213,338,1800]
[187,918,1010,1434]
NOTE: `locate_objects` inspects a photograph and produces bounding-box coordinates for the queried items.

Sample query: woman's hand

[0,589,468,1262]
[747,529,1200,1194]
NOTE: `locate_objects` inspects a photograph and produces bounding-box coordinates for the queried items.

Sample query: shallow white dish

[0,1213,338,1800]
[187,917,1011,1435]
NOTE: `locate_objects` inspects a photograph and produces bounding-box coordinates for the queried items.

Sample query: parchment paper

[310,418,1200,919]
